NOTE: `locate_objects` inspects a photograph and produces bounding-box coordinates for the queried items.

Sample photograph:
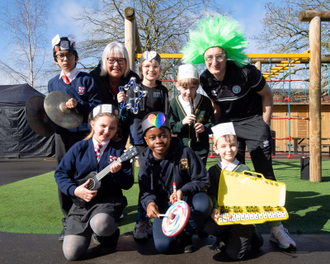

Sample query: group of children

[49,34,294,261]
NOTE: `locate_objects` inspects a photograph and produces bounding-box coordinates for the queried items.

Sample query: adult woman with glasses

[90,42,141,145]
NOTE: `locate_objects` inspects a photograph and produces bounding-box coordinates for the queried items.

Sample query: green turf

[0,159,330,235]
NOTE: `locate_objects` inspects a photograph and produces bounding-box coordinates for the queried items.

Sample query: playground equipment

[123,7,330,182]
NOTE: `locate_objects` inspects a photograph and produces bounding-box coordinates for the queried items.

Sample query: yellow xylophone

[216,170,289,226]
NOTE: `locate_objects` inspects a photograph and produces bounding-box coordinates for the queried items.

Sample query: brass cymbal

[44,91,83,129]
[25,96,57,137]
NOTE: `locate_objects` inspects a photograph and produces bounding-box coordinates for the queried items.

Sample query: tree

[0,0,49,89]
[253,0,330,92]
[75,0,228,92]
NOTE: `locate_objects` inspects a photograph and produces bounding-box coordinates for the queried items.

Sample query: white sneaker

[145,218,153,236]
[270,225,296,249]
[133,221,148,240]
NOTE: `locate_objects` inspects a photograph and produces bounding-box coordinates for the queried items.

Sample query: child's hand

[117,91,127,104]
[211,209,220,222]
[147,202,160,218]
[110,158,122,173]
[74,179,98,202]
[169,189,183,203]
[182,114,196,125]
[66,98,78,109]
[195,123,205,133]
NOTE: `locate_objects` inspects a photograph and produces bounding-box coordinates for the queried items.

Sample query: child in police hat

[48,34,102,240]
[55,104,133,260]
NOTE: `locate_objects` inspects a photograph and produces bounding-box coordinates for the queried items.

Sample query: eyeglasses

[204,54,226,63]
[56,53,75,60]
[107,58,126,65]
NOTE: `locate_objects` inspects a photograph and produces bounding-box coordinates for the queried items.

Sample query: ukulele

[71,146,138,206]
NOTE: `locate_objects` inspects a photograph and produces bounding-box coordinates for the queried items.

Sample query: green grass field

[0,159,330,235]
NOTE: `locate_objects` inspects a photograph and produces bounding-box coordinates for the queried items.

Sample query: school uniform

[55,138,133,235]
[138,137,212,253]
[200,61,275,180]
[48,69,102,226]
[168,93,214,163]
[205,159,255,260]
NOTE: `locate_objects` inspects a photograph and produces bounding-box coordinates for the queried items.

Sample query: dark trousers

[152,192,212,254]
[55,132,88,226]
[205,217,254,260]
[234,116,276,181]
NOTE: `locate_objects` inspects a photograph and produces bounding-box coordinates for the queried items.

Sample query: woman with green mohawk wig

[182,15,297,255]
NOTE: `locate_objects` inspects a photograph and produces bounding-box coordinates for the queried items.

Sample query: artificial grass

[0,159,330,235]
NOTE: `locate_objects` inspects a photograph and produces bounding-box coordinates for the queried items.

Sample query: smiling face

[144,126,171,159]
[204,47,227,81]
[140,59,161,86]
[106,52,127,81]
[54,50,78,74]
[214,134,238,165]
[91,115,118,143]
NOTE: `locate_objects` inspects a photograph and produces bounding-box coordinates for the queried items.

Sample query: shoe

[133,221,148,240]
[213,239,226,251]
[58,228,65,241]
[270,224,296,249]
[251,226,264,249]
[92,233,100,244]
[145,218,153,236]
[179,231,195,253]
[98,228,120,254]
[197,228,209,238]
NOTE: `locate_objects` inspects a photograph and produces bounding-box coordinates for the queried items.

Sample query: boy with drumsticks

[49,34,102,241]
[138,111,212,254]
[205,122,263,260]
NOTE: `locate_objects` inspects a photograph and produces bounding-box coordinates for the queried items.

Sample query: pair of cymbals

[25,91,83,137]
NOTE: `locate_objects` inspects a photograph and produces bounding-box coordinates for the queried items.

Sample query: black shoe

[58,228,65,241]
[97,229,120,255]
[213,239,226,251]
[179,232,195,253]
[197,228,209,238]
[251,227,264,249]
[92,233,100,244]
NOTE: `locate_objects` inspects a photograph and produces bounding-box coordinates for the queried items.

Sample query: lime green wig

[182,15,248,67]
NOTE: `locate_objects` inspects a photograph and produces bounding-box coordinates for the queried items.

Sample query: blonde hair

[84,112,120,140]
[176,78,199,87]
[214,134,237,146]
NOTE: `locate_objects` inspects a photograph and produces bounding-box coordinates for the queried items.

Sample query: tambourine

[161,200,190,237]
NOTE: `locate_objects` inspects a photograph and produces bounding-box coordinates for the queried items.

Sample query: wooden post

[124,7,136,72]
[308,16,322,182]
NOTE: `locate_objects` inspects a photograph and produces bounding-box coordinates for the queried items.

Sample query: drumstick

[172,182,177,203]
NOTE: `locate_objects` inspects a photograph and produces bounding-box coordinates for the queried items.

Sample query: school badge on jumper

[180,158,189,170]
[232,85,241,94]
[78,86,85,95]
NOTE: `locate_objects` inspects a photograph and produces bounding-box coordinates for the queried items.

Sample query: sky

[0,0,280,86]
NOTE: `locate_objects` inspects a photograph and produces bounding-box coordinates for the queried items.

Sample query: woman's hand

[74,179,97,202]
[147,202,160,218]
[195,123,205,133]
[211,209,220,222]
[169,189,183,204]
[66,98,78,109]
[110,158,122,173]
[182,114,196,125]
[117,91,127,104]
